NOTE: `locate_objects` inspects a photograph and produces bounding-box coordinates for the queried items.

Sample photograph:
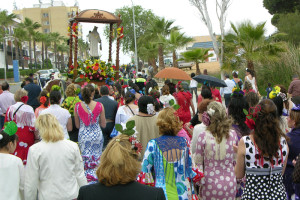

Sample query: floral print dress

[138,135,197,200]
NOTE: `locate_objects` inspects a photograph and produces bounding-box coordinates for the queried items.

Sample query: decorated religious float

[68,9,123,86]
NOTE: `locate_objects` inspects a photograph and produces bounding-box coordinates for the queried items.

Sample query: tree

[21,17,41,67]
[138,41,158,73]
[145,17,179,71]
[263,0,300,15]
[13,27,28,69]
[43,33,52,68]
[78,38,89,60]
[189,0,231,79]
[180,48,213,75]
[0,10,16,70]
[57,42,69,70]
[49,32,63,68]
[276,11,300,46]
[33,31,44,68]
[104,5,158,54]
[223,21,285,73]
[165,30,193,67]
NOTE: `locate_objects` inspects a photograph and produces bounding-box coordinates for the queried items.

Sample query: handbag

[292,154,300,183]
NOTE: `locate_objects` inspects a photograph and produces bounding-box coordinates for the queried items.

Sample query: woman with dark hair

[244,91,259,107]
[277,85,294,116]
[149,89,163,113]
[0,121,24,199]
[34,89,49,118]
[128,96,159,156]
[228,89,250,199]
[5,89,37,164]
[284,105,300,199]
[40,86,72,139]
[139,107,197,200]
[272,95,289,133]
[74,84,106,184]
[228,90,250,139]
[235,99,289,199]
[174,82,195,125]
[115,91,138,125]
[232,71,243,89]
[244,68,258,93]
[197,85,214,106]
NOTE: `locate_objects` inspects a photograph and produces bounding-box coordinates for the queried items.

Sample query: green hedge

[0,68,40,79]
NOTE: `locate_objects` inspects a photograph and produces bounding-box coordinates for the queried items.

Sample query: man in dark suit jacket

[23,77,41,110]
[95,85,118,149]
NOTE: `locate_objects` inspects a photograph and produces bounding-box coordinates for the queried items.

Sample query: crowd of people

[0,67,300,200]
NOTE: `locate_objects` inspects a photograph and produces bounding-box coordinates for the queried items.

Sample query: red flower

[80,74,84,79]
[21,96,29,104]
[122,85,128,89]
[111,77,114,81]
[135,143,143,154]
[112,65,116,69]
[245,118,256,130]
[95,63,99,67]
[40,96,47,104]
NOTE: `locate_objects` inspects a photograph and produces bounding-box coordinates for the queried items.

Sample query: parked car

[37,70,51,81]
[177,61,194,70]
[49,68,60,79]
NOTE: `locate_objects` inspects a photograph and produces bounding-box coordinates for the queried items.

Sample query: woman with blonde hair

[194,101,238,199]
[5,89,37,165]
[25,114,87,200]
[138,107,196,200]
[78,134,165,200]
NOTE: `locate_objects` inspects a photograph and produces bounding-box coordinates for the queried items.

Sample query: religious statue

[87,26,102,59]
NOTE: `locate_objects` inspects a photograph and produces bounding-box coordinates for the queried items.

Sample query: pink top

[177,128,190,143]
[243,89,256,94]
[76,102,102,126]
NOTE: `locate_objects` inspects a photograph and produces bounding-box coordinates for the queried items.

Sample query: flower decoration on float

[69,59,116,83]
[243,105,261,130]
[117,26,124,39]
[115,120,142,154]
[51,85,61,91]
[0,121,18,140]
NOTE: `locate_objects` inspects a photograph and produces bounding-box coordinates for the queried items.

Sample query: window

[44,29,50,33]
[44,21,50,25]
[43,13,49,18]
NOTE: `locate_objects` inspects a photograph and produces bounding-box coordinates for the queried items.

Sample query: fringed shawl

[6,102,35,128]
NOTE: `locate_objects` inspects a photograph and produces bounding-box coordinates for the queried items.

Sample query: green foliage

[263,0,300,15]
[169,99,180,110]
[276,11,300,46]
[28,63,41,69]
[0,10,17,41]
[43,59,53,69]
[180,48,212,63]
[115,120,136,136]
[104,5,158,54]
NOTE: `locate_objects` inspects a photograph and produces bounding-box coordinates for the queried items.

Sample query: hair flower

[243,105,261,130]
[292,104,300,111]
[40,96,47,104]
[21,96,29,104]
[147,103,155,115]
[202,112,211,126]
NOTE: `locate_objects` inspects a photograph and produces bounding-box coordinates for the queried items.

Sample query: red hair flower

[21,96,29,104]
[40,96,47,104]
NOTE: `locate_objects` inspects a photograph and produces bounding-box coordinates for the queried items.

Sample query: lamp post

[131,0,138,73]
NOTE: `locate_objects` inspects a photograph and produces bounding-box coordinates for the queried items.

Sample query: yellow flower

[269,91,277,99]
[274,86,281,93]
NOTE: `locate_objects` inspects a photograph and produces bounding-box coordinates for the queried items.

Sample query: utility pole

[131,0,138,73]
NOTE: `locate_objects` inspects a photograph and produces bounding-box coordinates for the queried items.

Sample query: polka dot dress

[242,136,287,200]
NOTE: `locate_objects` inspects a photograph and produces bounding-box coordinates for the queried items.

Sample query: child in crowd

[0,121,24,200]
[266,83,272,99]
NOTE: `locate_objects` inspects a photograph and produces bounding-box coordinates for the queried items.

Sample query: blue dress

[76,102,103,184]
[138,135,196,200]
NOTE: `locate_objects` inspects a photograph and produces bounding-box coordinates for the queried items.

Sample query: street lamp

[131,0,138,73]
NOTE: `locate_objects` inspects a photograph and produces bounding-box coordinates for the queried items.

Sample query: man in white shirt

[189,73,198,102]
[220,74,236,107]
[0,82,15,129]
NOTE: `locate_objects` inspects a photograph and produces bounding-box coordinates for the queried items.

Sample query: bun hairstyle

[124,91,135,105]
[207,101,233,143]
[162,85,170,95]
[82,84,95,104]
[149,89,163,112]
[138,95,155,114]
[201,88,213,99]
[50,90,61,105]
[97,134,141,186]
[38,90,50,107]
[254,99,286,162]
[0,130,18,149]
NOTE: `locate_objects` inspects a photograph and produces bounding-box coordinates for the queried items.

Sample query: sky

[4,0,276,64]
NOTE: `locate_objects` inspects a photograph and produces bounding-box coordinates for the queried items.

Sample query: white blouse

[24,140,87,200]
[40,104,71,139]
[159,94,176,108]
[0,153,24,200]
[115,105,139,125]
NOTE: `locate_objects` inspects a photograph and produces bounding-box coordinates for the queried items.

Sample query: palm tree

[43,33,52,68]
[33,31,44,68]
[146,17,179,71]
[78,38,89,60]
[57,38,69,70]
[21,17,41,68]
[0,10,16,70]
[180,48,213,75]
[223,21,285,73]
[166,30,193,68]
[50,32,63,68]
[138,42,159,74]
[13,27,28,69]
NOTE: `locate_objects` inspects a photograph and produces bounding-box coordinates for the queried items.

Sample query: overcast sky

[5,0,276,64]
